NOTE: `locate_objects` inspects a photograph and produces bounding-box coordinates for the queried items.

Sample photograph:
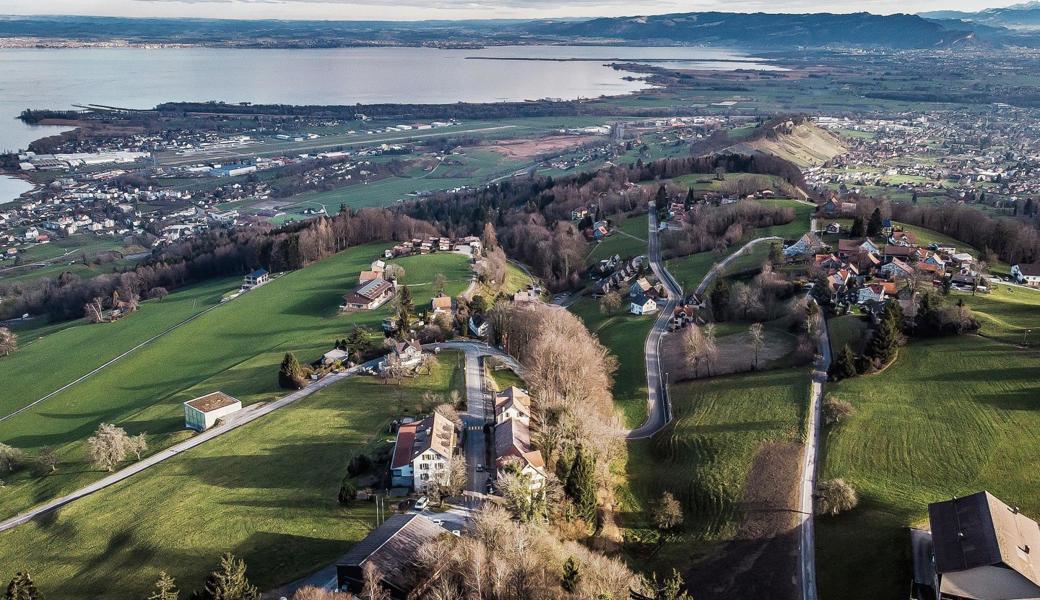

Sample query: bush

[822,395,855,425]
[346,454,372,477]
[816,478,858,516]
[338,478,358,505]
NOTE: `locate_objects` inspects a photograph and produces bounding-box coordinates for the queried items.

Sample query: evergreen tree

[5,572,41,600]
[911,191,918,204]
[565,448,597,523]
[866,208,883,237]
[864,303,901,366]
[147,571,179,600]
[195,554,260,600]
[345,325,374,362]
[708,277,731,321]
[278,352,305,390]
[561,557,581,593]
[850,217,865,238]
[833,344,858,380]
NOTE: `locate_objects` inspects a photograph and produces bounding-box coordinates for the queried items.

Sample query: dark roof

[928,491,1040,586]
[247,268,268,278]
[1018,263,1040,277]
[336,514,444,591]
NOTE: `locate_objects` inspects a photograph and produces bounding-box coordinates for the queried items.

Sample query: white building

[495,386,532,425]
[390,412,457,492]
[183,392,242,431]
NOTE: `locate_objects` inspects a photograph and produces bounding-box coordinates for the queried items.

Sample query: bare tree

[599,290,622,315]
[37,447,59,473]
[816,479,858,516]
[703,323,719,376]
[128,433,148,460]
[823,394,855,425]
[433,403,463,430]
[0,327,16,358]
[84,297,106,324]
[86,423,131,471]
[292,586,352,600]
[361,562,390,600]
[383,263,405,281]
[681,325,705,377]
[147,287,169,302]
[0,443,24,473]
[748,322,765,369]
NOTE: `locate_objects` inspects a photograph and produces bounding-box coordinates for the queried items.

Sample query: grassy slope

[816,336,1040,600]
[569,298,653,429]
[621,368,810,570]
[0,246,472,519]
[586,214,649,266]
[957,285,1040,346]
[0,354,466,600]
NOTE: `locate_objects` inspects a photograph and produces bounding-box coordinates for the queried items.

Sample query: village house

[912,491,1040,600]
[381,339,425,373]
[469,314,489,338]
[183,392,242,432]
[630,293,658,315]
[785,231,827,257]
[358,270,381,284]
[390,412,457,492]
[342,277,395,311]
[335,513,444,599]
[431,294,454,317]
[880,258,916,280]
[493,417,546,490]
[242,268,269,289]
[1011,263,1040,287]
[494,386,532,425]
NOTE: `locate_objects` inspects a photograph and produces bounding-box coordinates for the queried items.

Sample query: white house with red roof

[390,412,457,492]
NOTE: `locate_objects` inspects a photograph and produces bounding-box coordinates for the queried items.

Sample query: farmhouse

[390,412,458,492]
[183,392,242,432]
[431,294,454,317]
[242,268,269,289]
[335,513,444,599]
[342,277,395,311]
[630,293,658,315]
[912,491,1040,600]
[493,417,546,490]
[494,386,532,425]
[381,339,424,372]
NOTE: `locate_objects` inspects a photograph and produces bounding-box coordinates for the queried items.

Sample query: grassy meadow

[0,353,466,600]
[586,213,649,266]
[816,334,1040,600]
[0,245,472,519]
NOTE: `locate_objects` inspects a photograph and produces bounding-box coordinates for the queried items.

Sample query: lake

[0,175,32,206]
[0,45,775,155]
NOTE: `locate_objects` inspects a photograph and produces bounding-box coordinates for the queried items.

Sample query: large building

[493,416,546,490]
[183,392,242,431]
[390,412,457,492]
[335,513,445,598]
[914,491,1040,600]
[342,277,395,311]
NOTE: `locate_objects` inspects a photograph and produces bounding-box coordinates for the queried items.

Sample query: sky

[0,0,1025,21]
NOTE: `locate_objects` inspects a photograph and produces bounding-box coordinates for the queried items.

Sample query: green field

[0,353,466,600]
[569,297,653,428]
[827,314,869,355]
[816,335,1040,600]
[0,245,472,519]
[957,285,1040,346]
[620,368,810,569]
[586,214,649,266]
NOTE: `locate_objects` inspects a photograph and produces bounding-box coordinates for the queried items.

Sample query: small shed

[184,392,242,431]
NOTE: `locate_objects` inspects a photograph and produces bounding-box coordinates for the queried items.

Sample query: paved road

[798,299,832,600]
[694,236,783,298]
[0,360,368,533]
[624,211,682,440]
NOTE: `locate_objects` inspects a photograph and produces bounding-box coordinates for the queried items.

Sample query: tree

[147,287,169,302]
[196,553,260,600]
[292,587,351,600]
[86,423,131,471]
[703,323,719,376]
[481,222,498,252]
[470,294,488,314]
[147,571,179,600]
[833,344,858,380]
[864,303,901,367]
[850,216,865,238]
[433,273,446,294]
[822,395,855,425]
[643,569,692,600]
[383,263,405,281]
[816,479,858,516]
[430,454,467,505]
[37,447,58,473]
[128,433,148,460]
[561,557,581,593]
[651,491,684,531]
[599,290,622,315]
[337,478,357,505]
[866,207,883,237]
[732,282,762,321]
[0,327,17,358]
[84,297,106,323]
[361,562,390,600]
[0,443,24,474]
[748,322,765,369]
[345,325,375,362]
[681,325,705,377]
[278,352,306,390]
[5,572,41,600]
[708,278,731,320]
[565,447,597,522]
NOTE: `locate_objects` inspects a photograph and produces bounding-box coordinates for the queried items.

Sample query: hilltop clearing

[727,118,847,169]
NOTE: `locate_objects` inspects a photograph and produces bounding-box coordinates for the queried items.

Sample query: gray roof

[336,514,444,591]
[929,491,1040,587]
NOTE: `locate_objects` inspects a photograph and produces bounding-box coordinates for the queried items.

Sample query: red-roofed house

[390,412,458,492]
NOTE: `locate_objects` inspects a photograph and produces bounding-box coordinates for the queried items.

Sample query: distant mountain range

[0,11,1035,49]
[921,2,1040,30]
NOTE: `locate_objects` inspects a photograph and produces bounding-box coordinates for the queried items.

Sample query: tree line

[890,202,1040,265]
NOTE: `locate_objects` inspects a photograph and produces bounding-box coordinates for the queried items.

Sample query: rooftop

[185,391,239,413]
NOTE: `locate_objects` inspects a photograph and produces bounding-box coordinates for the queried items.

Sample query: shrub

[822,395,855,425]
[816,478,858,516]
[338,478,358,505]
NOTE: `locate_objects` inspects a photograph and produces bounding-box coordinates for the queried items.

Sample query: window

[420,474,429,480]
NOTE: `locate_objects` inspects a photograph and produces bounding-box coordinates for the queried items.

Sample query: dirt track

[485,135,601,159]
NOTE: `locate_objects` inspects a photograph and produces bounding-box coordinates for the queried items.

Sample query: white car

[414,496,429,511]
[432,519,444,526]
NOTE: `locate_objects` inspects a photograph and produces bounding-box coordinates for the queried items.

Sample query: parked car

[414,496,429,511]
